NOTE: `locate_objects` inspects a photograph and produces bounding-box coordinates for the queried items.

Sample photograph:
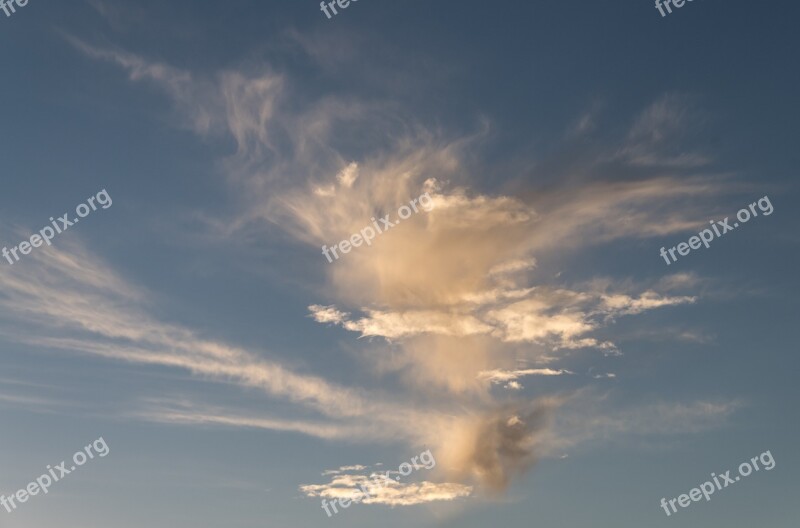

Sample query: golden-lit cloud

[300,473,473,507]
[46,40,744,502]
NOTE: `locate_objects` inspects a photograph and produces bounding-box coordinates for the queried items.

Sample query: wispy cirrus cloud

[0,240,434,441]
[551,397,744,450]
[615,93,712,168]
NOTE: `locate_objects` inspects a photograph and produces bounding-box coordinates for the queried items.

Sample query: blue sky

[1,1,798,527]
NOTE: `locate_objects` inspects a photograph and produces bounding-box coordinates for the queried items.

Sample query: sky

[0,1,798,527]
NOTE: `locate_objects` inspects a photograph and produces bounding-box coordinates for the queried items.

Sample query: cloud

[0,391,66,412]
[65,36,223,136]
[135,401,357,441]
[488,258,537,276]
[552,397,743,449]
[339,309,495,340]
[337,162,360,188]
[59,40,745,499]
[300,471,472,507]
[617,93,712,168]
[308,304,350,325]
[432,399,561,491]
[477,369,572,383]
[338,465,368,471]
[478,368,573,390]
[600,291,696,315]
[0,241,435,439]
[310,286,694,350]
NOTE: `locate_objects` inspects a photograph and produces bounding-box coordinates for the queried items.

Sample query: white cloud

[337,162,359,188]
[488,258,537,276]
[300,471,472,507]
[338,464,368,471]
[478,368,573,384]
[309,304,350,324]
[477,368,573,391]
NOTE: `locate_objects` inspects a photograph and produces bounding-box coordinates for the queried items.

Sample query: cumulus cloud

[432,399,561,491]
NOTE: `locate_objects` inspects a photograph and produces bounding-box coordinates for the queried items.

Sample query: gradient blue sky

[1,1,798,527]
